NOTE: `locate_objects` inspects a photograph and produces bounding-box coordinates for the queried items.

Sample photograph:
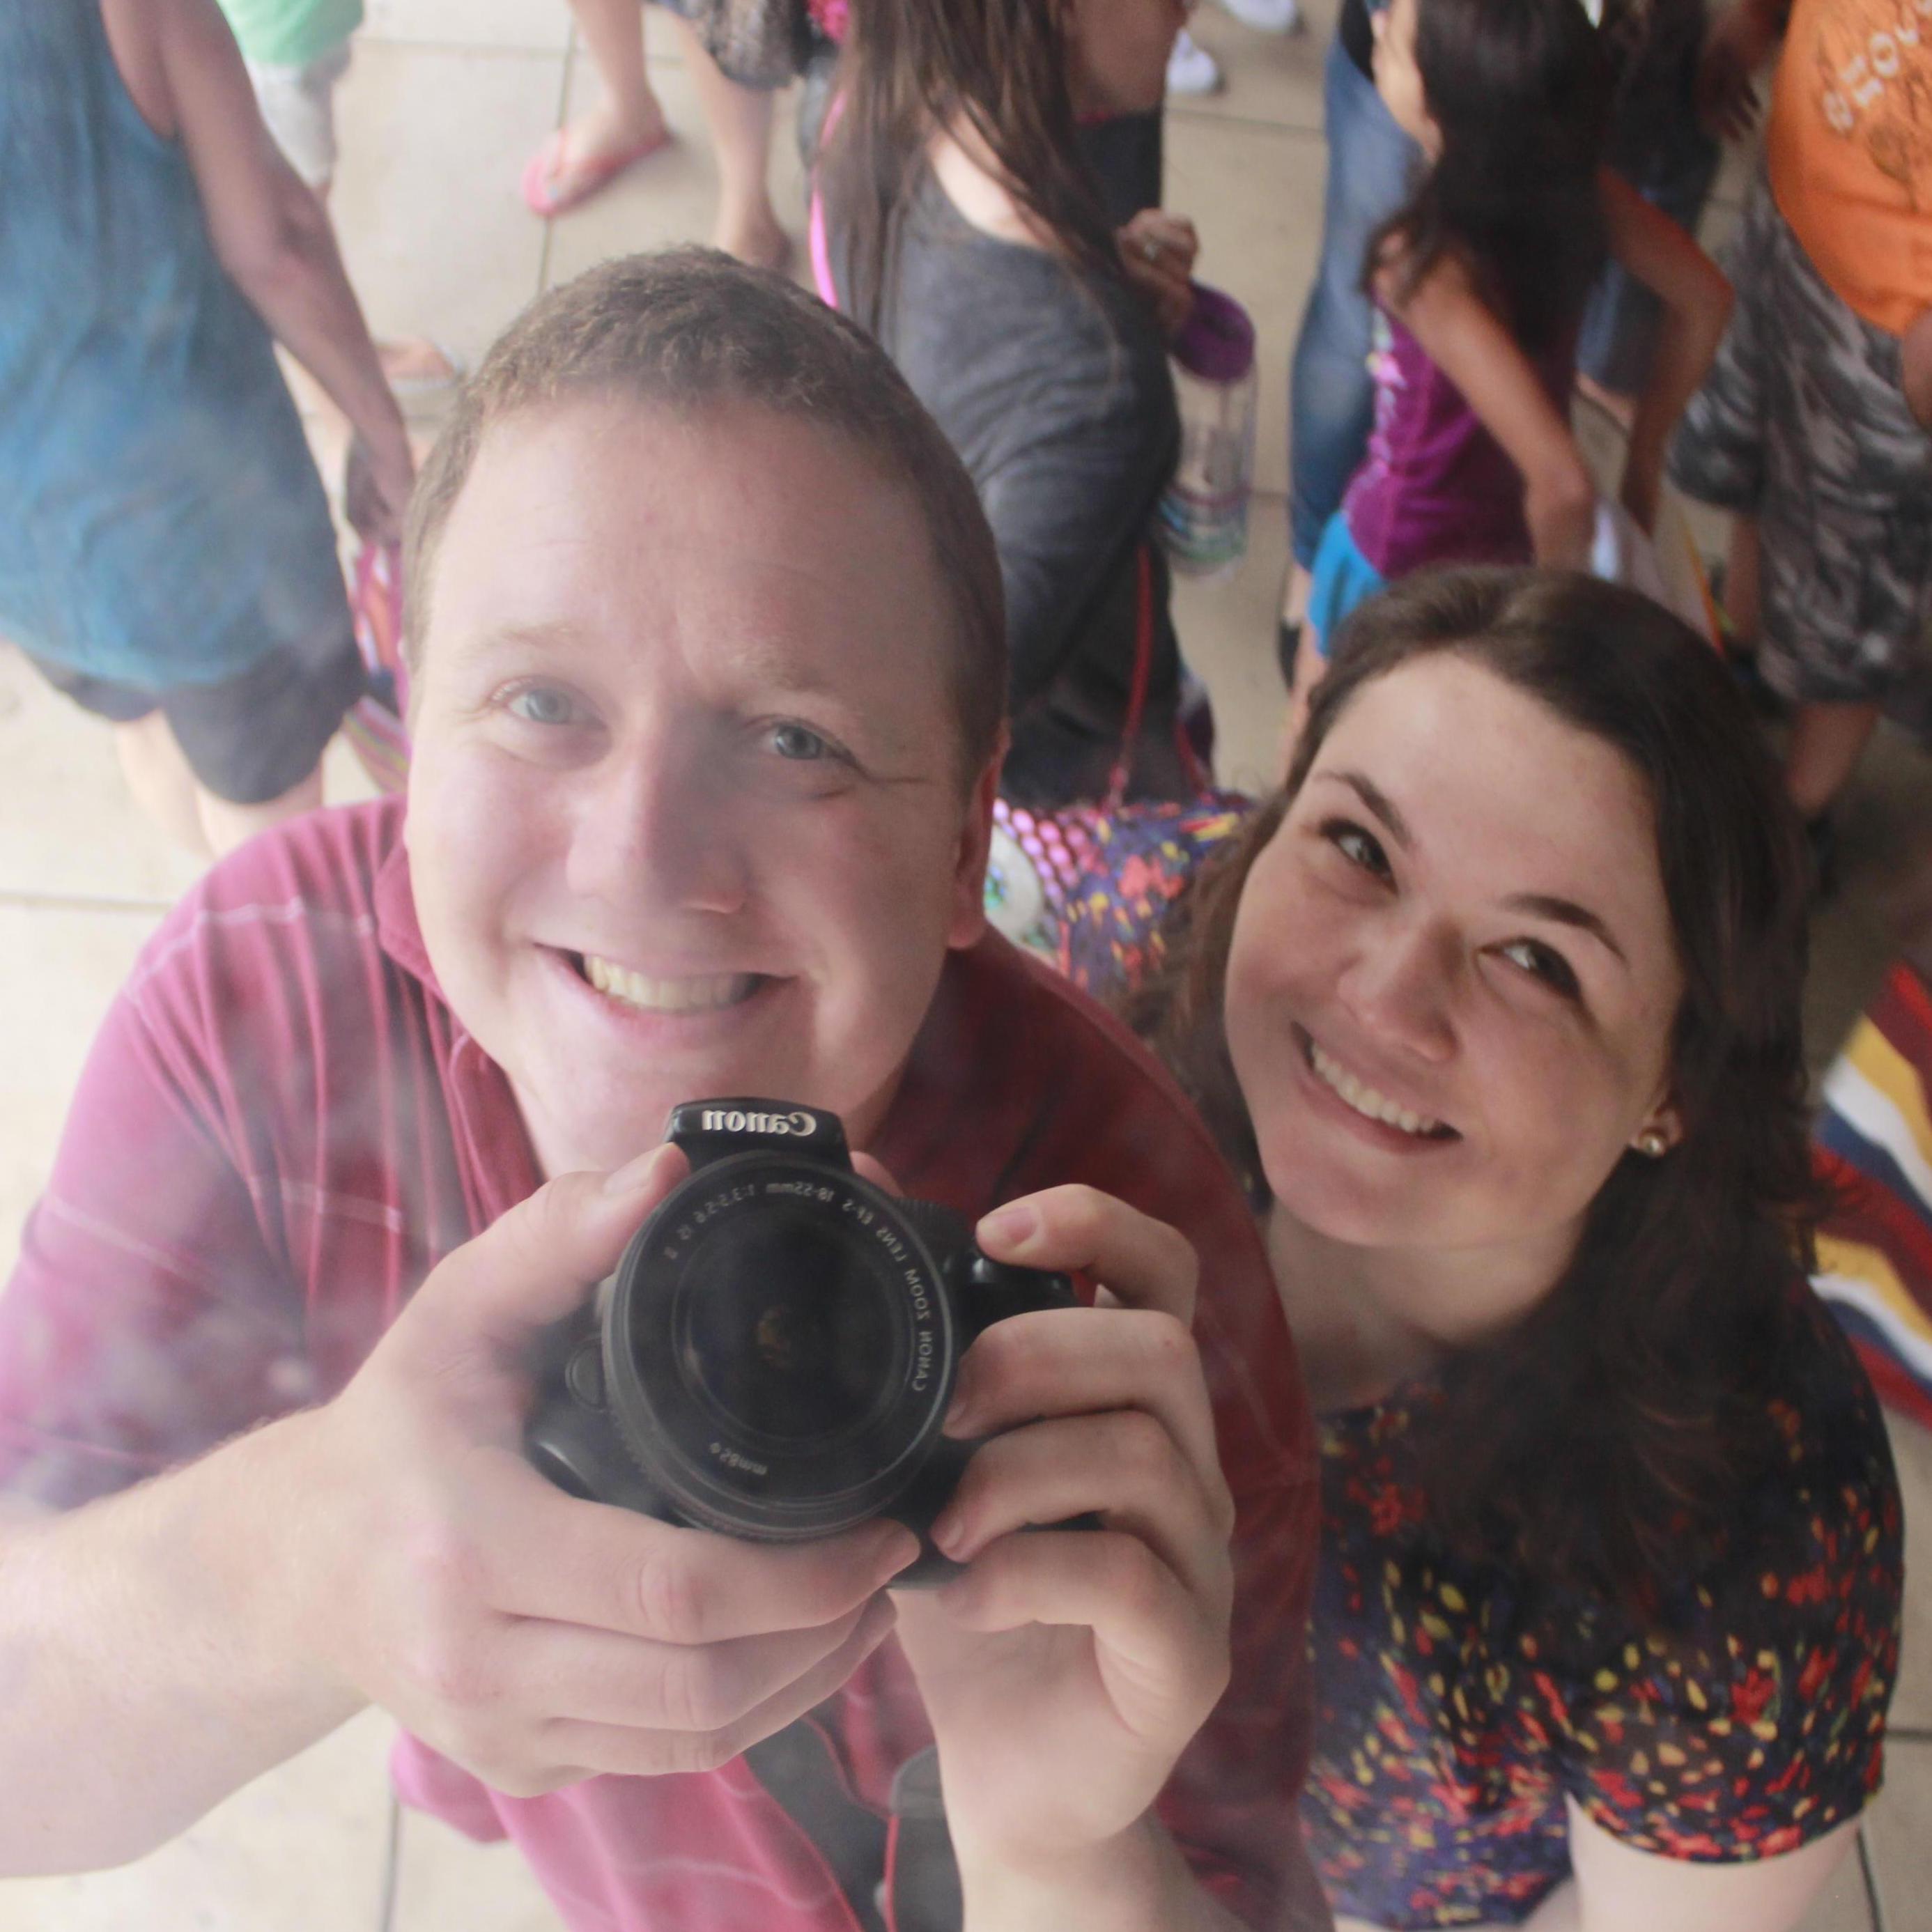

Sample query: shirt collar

[371,799,445,1000]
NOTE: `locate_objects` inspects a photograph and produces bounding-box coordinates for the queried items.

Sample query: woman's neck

[926,116,1052,252]
[1265,1203,1579,1414]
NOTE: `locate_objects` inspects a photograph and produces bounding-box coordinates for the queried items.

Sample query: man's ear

[946,729,1007,951]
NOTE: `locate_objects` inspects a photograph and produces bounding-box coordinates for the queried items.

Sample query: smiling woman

[1062,567,1904,1932]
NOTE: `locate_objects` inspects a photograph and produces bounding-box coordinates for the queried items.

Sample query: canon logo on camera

[698,1106,819,1137]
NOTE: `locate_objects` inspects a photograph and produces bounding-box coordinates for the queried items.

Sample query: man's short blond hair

[403,248,1007,779]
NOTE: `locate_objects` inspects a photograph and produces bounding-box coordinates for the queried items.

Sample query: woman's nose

[1336,915,1458,1063]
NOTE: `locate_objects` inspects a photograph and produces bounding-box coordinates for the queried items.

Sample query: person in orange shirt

[1671,0,1932,851]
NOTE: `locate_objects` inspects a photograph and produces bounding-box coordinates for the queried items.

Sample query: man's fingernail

[602,1143,675,1197]
[865,1523,921,1576]
[929,1506,967,1557]
[976,1202,1038,1251]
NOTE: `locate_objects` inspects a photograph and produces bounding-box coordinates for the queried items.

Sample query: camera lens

[600,1154,959,1540]
[674,1206,902,1447]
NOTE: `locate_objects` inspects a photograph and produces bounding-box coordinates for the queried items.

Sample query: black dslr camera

[525,1099,1078,1576]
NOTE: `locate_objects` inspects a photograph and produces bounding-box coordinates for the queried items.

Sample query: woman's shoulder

[896,171,1168,387]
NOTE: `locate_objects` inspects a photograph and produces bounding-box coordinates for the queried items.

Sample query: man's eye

[769,722,832,761]
[1320,818,1392,880]
[1498,938,1580,999]
[506,684,579,727]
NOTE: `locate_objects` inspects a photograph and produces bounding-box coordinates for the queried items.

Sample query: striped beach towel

[1813,960,1932,1429]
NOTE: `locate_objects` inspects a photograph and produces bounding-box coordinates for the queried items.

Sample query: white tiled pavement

[1,3,1926,1926]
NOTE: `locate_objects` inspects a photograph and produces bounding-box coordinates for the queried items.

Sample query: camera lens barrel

[598,1153,968,1540]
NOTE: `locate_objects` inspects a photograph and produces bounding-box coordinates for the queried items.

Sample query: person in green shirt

[216,0,459,399]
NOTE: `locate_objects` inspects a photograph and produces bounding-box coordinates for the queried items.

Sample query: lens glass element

[673,1207,902,1447]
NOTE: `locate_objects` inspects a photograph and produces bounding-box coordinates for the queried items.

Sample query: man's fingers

[975,1184,1198,1325]
[488,1476,920,1642]
[408,1146,687,1352]
[945,1306,1223,1507]
[931,1413,1234,1605]
[502,1595,886,1733]
[539,1594,899,1779]
[927,1532,1229,1746]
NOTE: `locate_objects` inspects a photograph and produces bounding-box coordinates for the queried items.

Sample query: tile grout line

[536,27,577,296]
[376,1791,403,1932]
[1166,105,1328,141]
[0,887,176,915]
[1858,1822,1887,1932]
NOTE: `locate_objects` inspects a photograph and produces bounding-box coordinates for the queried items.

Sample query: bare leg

[115,714,213,858]
[1278,627,1327,778]
[1722,515,1761,651]
[664,13,787,269]
[543,0,670,194]
[1784,699,1879,820]
[114,712,326,858]
[1278,561,1311,635]
[198,764,326,857]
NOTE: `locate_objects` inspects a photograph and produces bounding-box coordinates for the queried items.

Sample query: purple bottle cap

[1173,282,1255,384]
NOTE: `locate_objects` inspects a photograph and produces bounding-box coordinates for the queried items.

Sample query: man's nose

[1336,913,1458,1064]
[564,735,748,916]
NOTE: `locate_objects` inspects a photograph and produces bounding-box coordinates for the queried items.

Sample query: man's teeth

[583,955,759,1014]
[1308,1039,1445,1138]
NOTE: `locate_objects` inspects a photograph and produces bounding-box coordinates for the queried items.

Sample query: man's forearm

[0,1412,362,1876]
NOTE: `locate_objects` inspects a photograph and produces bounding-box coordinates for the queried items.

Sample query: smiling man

[0,254,1327,1931]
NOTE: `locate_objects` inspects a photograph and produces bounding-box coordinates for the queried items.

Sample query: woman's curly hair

[1127,569,1822,1611]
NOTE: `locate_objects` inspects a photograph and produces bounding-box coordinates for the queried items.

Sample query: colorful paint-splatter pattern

[1301,1298,1900,1927]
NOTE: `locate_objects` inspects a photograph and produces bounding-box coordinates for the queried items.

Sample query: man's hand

[280,1146,917,1795]
[1118,210,1202,342]
[1697,1,1782,140]
[1901,307,1932,431]
[345,426,416,546]
[890,1185,1235,1892]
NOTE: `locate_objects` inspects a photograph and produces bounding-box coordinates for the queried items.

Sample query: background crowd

[1,0,1930,1929]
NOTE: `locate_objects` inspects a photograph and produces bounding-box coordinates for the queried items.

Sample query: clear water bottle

[1158,284,1258,581]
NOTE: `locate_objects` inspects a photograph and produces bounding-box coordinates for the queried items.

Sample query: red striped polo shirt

[0,796,1326,1931]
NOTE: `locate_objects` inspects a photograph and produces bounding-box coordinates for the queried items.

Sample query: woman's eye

[1499,938,1580,999]
[769,721,834,762]
[1320,818,1392,881]
[505,683,580,727]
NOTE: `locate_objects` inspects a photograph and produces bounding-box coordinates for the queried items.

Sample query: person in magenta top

[1292,0,1732,713]
[0,252,1329,1932]
[1338,314,1576,582]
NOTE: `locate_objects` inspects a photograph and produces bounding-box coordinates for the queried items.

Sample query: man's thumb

[417,1143,689,1351]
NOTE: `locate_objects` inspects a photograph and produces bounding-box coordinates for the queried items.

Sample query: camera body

[525,1099,1076,1578]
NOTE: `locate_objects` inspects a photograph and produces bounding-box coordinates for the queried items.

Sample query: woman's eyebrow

[1502,892,1629,966]
[1320,769,1414,849]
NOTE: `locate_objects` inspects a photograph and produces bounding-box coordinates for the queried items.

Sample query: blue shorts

[1307,512,1387,659]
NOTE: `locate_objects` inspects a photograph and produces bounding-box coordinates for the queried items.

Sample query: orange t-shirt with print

[1766,0,1932,335]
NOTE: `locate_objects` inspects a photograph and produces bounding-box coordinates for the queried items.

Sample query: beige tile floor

[1,2,1926,1926]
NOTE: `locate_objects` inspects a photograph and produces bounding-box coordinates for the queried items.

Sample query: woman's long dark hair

[1130,569,1822,1610]
[1371,0,1615,353]
[818,0,1122,335]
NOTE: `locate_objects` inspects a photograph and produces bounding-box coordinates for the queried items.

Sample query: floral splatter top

[1305,1299,1900,1928]
[1060,799,1905,1929]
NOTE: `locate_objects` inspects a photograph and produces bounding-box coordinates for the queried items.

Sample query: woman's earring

[1634,1127,1671,1159]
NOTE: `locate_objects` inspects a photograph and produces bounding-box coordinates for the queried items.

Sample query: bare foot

[715,207,792,273]
[378,338,461,389]
[525,98,672,215]
[1575,371,1637,433]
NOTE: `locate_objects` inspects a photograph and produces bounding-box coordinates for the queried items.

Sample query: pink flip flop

[520,125,672,218]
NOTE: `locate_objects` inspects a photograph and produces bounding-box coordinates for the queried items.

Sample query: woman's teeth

[582,955,760,1014]
[1307,1038,1447,1138]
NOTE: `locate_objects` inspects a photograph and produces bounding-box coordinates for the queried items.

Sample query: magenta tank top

[1341,303,1577,580]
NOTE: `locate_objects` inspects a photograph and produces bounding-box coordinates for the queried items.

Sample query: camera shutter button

[565,1338,608,1410]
